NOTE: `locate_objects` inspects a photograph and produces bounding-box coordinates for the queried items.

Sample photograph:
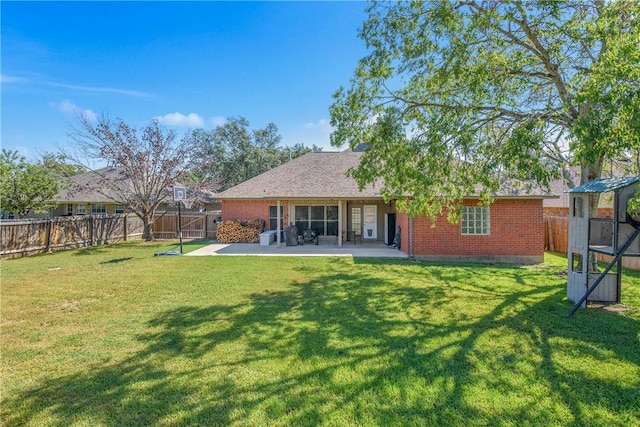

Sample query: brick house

[217,150,556,263]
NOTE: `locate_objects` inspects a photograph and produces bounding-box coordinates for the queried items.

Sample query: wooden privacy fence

[544,216,569,254]
[0,214,144,258]
[152,212,218,239]
[544,215,640,271]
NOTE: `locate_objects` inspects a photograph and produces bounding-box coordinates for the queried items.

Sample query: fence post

[204,212,208,238]
[547,217,555,252]
[90,217,94,246]
[46,218,53,252]
[123,215,128,241]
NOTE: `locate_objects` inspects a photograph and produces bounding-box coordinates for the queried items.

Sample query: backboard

[173,185,187,202]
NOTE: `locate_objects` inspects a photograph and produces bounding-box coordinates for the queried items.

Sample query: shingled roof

[54,167,126,203]
[218,150,556,200]
[54,167,200,204]
[217,151,382,199]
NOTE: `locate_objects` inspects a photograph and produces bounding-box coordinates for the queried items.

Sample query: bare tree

[65,115,191,241]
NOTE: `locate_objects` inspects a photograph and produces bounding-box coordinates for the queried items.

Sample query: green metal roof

[567,177,639,193]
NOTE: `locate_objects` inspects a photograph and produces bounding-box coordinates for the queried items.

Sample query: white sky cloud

[51,99,98,122]
[298,118,335,150]
[49,82,152,98]
[1,73,151,97]
[155,112,204,127]
[0,74,29,84]
[303,118,332,133]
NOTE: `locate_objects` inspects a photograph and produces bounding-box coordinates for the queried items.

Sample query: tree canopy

[0,150,63,218]
[187,117,320,191]
[330,0,640,219]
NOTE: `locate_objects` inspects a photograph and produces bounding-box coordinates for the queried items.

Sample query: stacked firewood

[216,219,265,243]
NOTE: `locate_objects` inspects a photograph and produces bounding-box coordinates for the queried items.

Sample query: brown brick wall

[221,200,290,230]
[224,198,545,262]
[397,199,544,261]
[396,211,410,253]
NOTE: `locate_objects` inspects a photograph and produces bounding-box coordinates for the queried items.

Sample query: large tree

[66,116,191,241]
[330,0,640,220]
[0,150,63,218]
[187,117,319,191]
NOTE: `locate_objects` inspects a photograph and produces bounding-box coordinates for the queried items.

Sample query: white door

[363,205,377,239]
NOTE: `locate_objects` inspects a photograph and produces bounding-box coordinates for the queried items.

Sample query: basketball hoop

[172,185,190,254]
[181,198,194,210]
[173,185,195,210]
[173,185,187,202]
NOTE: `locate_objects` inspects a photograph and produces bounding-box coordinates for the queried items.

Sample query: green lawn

[1,241,639,426]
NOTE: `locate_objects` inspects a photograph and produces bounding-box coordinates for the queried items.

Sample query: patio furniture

[300,228,318,245]
[349,230,362,245]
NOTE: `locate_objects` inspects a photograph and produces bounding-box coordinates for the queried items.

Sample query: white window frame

[76,204,86,215]
[67,204,74,215]
[461,205,489,235]
[91,204,106,215]
[292,205,339,236]
[269,205,284,231]
[114,204,125,214]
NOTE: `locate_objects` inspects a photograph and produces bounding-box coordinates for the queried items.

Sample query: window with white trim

[76,204,86,215]
[67,204,74,215]
[114,204,125,214]
[294,205,339,236]
[91,204,106,215]
[461,206,489,235]
[269,205,284,230]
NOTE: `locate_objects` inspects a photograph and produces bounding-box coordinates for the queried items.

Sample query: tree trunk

[142,217,154,241]
[581,157,604,218]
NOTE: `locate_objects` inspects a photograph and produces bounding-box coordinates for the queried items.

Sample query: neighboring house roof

[545,183,568,208]
[54,167,126,204]
[218,150,556,200]
[544,165,636,208]
[54,168,216,205]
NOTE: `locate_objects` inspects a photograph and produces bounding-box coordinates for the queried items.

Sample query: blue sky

[1,1,369,160]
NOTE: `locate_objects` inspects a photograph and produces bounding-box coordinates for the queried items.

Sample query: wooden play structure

[567,177,640,315]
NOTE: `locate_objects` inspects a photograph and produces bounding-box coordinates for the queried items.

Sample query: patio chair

[301,228,318,245]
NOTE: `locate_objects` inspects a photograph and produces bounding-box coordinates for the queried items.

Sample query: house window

[295,206,309,235]
[326,205,339,236]
[351,207,362,236]
[67,204,74,216]
[461,205,489,235]
[91,204,106,215]
[115,204,125,214]
[294,205,339,236]
[76,204,86,215]
[269,205,284,230]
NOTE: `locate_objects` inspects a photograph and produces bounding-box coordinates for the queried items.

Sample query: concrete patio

[185,239,408,258]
